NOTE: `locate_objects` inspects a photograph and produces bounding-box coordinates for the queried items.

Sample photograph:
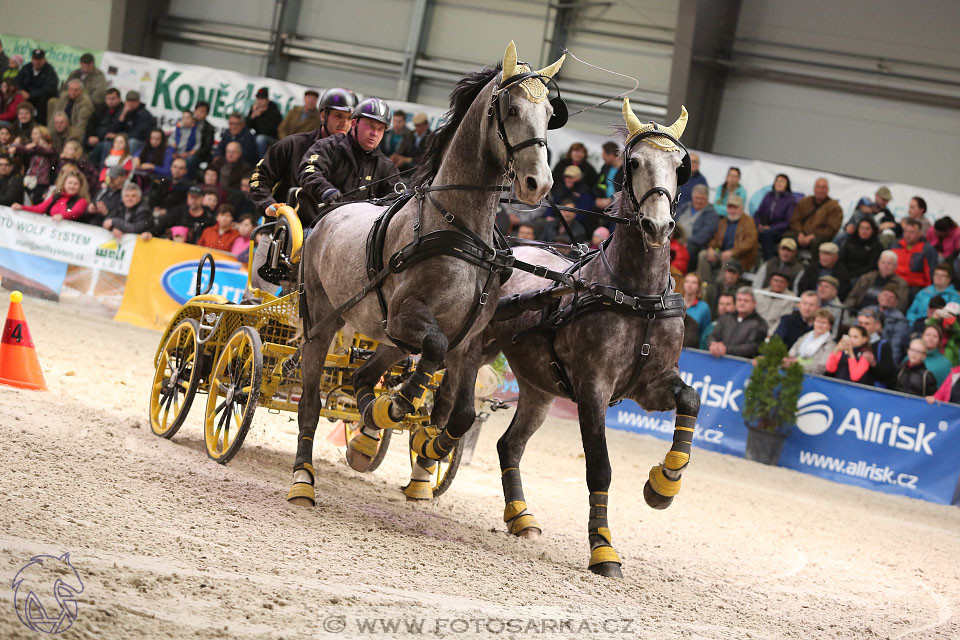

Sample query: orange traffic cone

[0,291,48,391]
[326,421,347,446]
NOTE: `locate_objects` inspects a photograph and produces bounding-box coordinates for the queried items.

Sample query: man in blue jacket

[676,183,718,272]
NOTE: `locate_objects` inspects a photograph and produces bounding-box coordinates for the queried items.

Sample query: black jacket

[107,201,152,234]
[895,362,937,397]
[299,132,400,207]
[708,311,769,358]
[196,120,216,161]
[153,204,215,242]
[870,338,897,389]
[250,128,321,216]
[796,261,851,298]
[17,63,59,123]
[838,230,882,281]
[88,103,124,141]
[118,104,157,141]
[246,101,283,139]
[0,173,24,206]
[772,310,813,349]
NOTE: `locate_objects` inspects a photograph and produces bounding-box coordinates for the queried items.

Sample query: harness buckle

[444,211,455,223]
[641,343,651,356]
[534,265,548,277]
[659,295,666,310]
[479,293,489,306]
[614,290,624,305]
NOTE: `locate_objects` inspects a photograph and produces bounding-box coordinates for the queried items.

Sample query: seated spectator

[516,223,536,241]
[929,216,960,263]
[191,101,216,175]
[232,213,256,263]
[845,250,908,313]
[899,196,931,238]
[217,112,259,165]
[896,339,938,397]
[197,204,240,251]
[588,225,609,249]
[279,89,323,139]
[926,363,960,405]
[230,173,257,219]
[541,203,586,245]
[700,292,735,349]
[856,308,897,387]
[86,164,126,226]
[201,189,220,213]
[754,173,797,260]
[696,195,758,283]
[676,183,718,271]
[393,112,432,171]
[867,287,910,363]
[49,79,94,136]
[681,273,711,342]
[246,87,282,157]
[707,287,768,358]
[0,77,23,125]
[593,141,623,211]
[2,53,22,85]
[704,259,747,317]
[754,237,802,289]
[714,166,746,212]
[907,263,960,325]
[85,87,123,166]
[133,128,173,180]
[755,272,798,332]
[675,151,706,212]
[49,110,81,155]
[913,294,945,336]
[817,275,847,334]
[65,53,107,105]
[201,166,229,205]
[551,165,595,216]
[670,225,690,274]
[920,325,952,386]
[0,124,15,158]
[170,110,200,164]
[838,186,897,245]
[146,185,214,243]
[117,91,156,155]
[0,153,23,205]
[381,109,412,162]
[210,141,252,191]
[17,50,58,125]
[892,218,937,295]
[785,309,836,375]
[552,142,599,196]
[796,241,849,297]
[59,140,97,189]
[825,326,879,386]
[10,102,36,144]
[784,178,842,254]
[148,157,192,215]
[103,183,151,239]
[15,125,55,203]
[773,290,821,348]
[11,171,89,221]
[97,132,134,185]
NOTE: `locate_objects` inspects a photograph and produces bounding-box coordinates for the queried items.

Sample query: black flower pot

[744,426,788,465]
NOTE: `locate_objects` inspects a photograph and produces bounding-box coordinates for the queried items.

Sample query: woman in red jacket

[12,172,90,221]
[0,78,24,124]
[825,325,877,386]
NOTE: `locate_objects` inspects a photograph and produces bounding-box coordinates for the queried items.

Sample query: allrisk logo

[795,392,834,436]
[161,260,247,305]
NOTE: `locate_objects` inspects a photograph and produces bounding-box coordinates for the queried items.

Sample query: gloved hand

[321,188,341,203]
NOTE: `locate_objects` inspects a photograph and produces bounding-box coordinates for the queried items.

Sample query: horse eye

[630,158,640,170]
[508,106,517,116]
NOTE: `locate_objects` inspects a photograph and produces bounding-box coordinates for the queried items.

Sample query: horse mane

[411,63,501,186]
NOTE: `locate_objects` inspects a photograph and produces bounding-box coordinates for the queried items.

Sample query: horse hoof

[643,480,674,510]
[346,432,379,472]
[286,482,316,507]
[288,496,314,507]
[345,446,374,473]
[516,527,542,540]
[402,480,434,501]
[589,562,623,578]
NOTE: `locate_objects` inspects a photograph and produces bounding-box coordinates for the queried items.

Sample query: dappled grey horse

[287,42,566,506]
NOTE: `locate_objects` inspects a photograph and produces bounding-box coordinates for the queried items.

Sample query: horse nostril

[665,220,676,236]
[640,218,656,235]
[525,177,538,192]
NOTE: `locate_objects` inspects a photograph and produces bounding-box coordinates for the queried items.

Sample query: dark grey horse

[287,42,565,506]
[417,100,700,577]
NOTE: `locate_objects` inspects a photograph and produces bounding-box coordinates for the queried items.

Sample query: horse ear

[502,41,518,80]
[535,53,566,79]
[59,552,71,563]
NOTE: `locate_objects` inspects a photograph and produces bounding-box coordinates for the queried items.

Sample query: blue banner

[0,248,67,296]
[605,349,960,505]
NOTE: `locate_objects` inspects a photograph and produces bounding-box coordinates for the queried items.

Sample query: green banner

[1,33,102,89]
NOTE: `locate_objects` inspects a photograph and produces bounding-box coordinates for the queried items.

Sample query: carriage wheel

[150,318,203,439]
[204,326,262,464]
[409,435,463,498]
[343,421,392,472]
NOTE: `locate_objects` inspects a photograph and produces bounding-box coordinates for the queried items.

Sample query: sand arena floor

[0,298,958,639]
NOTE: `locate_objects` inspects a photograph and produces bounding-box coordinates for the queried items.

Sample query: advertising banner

[114,238,246,330]
[0,33,101,87]
[0,248,67,297]
[0,206,135,275]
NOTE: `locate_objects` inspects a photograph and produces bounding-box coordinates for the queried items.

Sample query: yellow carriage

[147,206,461,496]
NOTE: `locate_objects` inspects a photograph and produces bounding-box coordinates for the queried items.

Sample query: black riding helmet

[353,97,391,126]
[319,87,357,114]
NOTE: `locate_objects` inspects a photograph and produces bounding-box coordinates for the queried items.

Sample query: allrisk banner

[605,349,960,505]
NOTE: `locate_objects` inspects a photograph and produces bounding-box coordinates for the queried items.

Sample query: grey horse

[418,100,700,577]
[287,42,565,506]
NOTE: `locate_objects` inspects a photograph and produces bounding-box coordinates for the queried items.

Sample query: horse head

[621,98,690,248]
[488,41,566,205]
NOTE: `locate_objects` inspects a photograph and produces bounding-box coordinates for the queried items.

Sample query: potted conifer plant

[742,336,805,465]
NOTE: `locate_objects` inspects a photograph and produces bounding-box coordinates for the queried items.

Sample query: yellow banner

[114,238,246,330]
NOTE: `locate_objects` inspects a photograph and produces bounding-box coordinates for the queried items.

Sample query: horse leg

[345,343,406,472]
[400,369,458,501]
[576,388,623,578]
[497,381,553,540]
[642,373,701,509]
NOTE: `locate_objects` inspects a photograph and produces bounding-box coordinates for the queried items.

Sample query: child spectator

[197,204,240,251]
[825,325,877,386]
[232,213,255,263]
[133,128,173,179]
[15,125,55,203]
[896,339,938,397]
[11,171,89,221]
[98,132,133,184]
[785,309,836,375]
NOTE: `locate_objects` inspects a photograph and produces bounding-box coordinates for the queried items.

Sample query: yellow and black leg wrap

[347,429,381,458]
[364,394,403,430]
[502,468,541,536]
[402,455,437,500]
[588,491,622,574]
[286,462,316,505]
[396,361,438,414]
[644,414,694,509]
[411,426,459,461]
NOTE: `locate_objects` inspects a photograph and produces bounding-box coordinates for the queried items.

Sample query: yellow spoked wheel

[343,421,393,472]
[204,326,263,464]
[409,427,462,498]
[150,318,203,439]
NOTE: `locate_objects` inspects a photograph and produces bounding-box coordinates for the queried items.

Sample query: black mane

[411,64,501,186]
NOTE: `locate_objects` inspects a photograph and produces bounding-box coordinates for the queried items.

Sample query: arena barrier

[606,349,960,506]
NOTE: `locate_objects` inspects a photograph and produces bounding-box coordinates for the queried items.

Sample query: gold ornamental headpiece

[622,98,688,151]
[499,40,565,103]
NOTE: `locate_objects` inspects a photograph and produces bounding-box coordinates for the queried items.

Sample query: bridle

[621,127,691,221]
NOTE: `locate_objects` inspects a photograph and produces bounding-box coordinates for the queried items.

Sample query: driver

[297,96,400,210]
